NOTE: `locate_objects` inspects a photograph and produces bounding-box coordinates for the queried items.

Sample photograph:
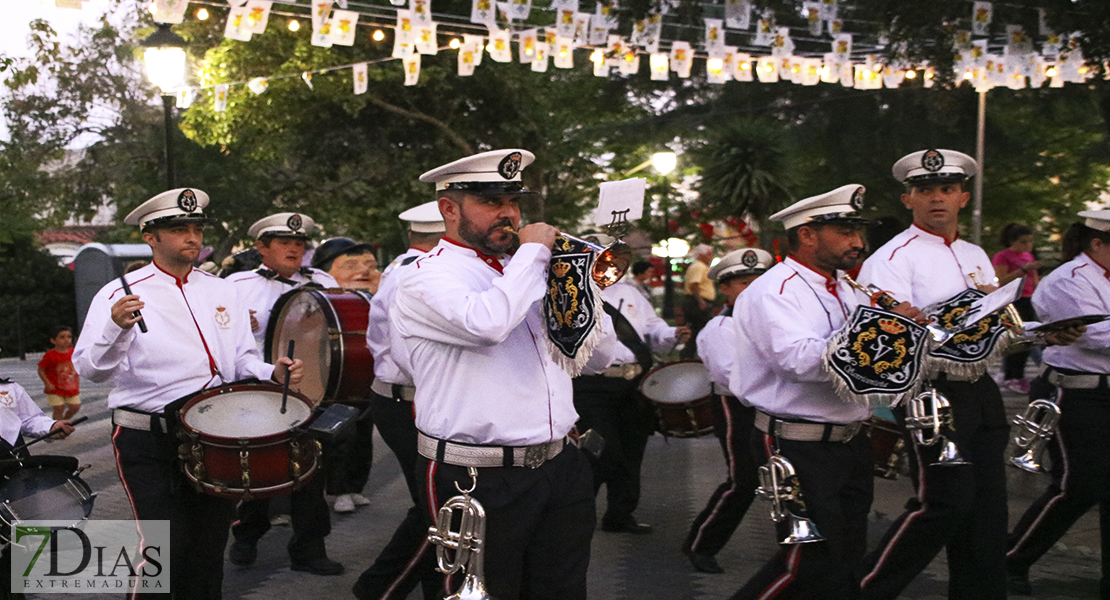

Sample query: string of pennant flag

[145,0,1096,112]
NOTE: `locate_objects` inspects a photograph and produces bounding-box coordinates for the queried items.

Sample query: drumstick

[280,340,295,415]
[10,416,88,454]
[119,275,148,333]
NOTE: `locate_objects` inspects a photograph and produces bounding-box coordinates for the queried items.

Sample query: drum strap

[602,302,653,373]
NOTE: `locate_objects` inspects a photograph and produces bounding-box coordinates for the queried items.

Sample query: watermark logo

[10,520,169,594]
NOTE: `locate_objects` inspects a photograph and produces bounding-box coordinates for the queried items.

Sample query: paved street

[0,353,1100,599]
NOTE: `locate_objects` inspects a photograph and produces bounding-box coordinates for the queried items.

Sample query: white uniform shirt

[729,257,869,424]
[1034,253,1110,374]
[227,267,338,353]
[391,238,576,446]
[0,382,55,446]
[698,309,742,401]
[367,248,424,387]
[601,280,679,365]
[858,224,994,309]
[74,264,274,413]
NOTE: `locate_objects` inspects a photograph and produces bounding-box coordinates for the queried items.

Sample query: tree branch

[361,93,473,155]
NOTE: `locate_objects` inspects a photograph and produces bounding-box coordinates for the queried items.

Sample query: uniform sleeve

[72,286,136,384]
[623,288,677,352]
[859,252,916,306]
[1034,274,1110,355]
[394,244,551,347]
[579,314,620,374]
[697,318,735,385]
[13,385,54,438]
[740,287,833,383]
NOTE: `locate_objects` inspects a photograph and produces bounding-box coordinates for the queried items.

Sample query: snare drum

[265,288,375,406]
[639,361,715,438]
[177,383,320,500]
[865,416,907,480]
[0,456,95,541]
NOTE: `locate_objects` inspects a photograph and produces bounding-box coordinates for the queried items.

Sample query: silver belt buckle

[524,443,548,469]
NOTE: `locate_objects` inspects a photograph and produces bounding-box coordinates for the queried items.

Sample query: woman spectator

[993,223,1041,393]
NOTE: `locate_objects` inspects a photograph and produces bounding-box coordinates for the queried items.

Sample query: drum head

[182,389,312,438]
[0,467,94,525]
[268,290,336,404]
[640,361,713,404]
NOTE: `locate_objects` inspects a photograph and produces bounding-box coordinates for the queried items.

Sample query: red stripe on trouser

[424,461,451,595]
[380,538,434,600]
[112,426,149,600]
[757,545,801,599]
[1007,421,1071,558]
[860,434,930,588]
[691,396,737,551]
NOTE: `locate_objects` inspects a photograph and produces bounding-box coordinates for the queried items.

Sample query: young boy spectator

[37,326,80,420]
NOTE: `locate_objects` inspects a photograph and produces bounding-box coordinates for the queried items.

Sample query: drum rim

[0,467,96,529]
[639,359,713,404]
[179,383,315,442]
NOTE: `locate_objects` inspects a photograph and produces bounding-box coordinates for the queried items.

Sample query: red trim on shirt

[787,255,839,297]
[174,278,219,378]
[911,224,958,246]
[154,261,190,284]
[442,237,505,274]
[779,272,799,295]
[109,274,156,300]
[887,236,918,261]
[415,248,444,269]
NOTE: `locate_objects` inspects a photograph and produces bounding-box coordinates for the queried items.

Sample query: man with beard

[390,149,597,600]
[74,189,303,598]
[226,213,344,576]
[728,185,921,600]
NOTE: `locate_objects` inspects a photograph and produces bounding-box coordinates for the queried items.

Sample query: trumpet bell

[1010,449,1046,473]
[780,513,824,545]
[592,240,632,288]
[932,439,970,466]
[446,573,492,600]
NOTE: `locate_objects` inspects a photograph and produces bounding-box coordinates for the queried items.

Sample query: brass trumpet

[842,275,954,344]
[1009,399,1061,473]
[755,453,824,545]
[904,388,969,466]
[427,467,491,600]
[500,226,631,288]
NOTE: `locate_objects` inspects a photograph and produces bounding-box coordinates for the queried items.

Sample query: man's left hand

[1045,324,1086,346]
[675,327,692,343]
[272,357,304,386]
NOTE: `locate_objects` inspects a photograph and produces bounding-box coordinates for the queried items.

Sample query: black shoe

[228,540,257,567]
[1007,570,1032,596]
[600,520,653,534]
[683,548,724,574]
[291,557,345,576]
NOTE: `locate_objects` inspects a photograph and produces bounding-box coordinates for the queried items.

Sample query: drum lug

[239,446,252,492]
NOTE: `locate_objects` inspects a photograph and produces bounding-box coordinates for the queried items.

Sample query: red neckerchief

[442,237,505,274]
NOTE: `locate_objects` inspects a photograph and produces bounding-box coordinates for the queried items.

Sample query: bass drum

[265,288,374,406]
[639,360,715,438]
[0,455,96,542]
[178,382,319,500]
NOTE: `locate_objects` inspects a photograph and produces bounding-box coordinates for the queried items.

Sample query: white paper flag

[820,54,839,83]
[800,57,821,85]
[618,49,639,75]
[411,0,432,25]
[488,27,512,62]
[403,54,421,86]
[464,34,484,66]
[733,52,752,81]
[415,24,438,54]
[592,49,609,77]
[725,0,751,30]
[302,71,314,89]
[882,67,905,88]
[595,0,619,29]
[1005,25,1032,55]
[650,53,668,80]
[555,8,578,39]
[972,1,992,36]
[1038,9,1052,38]
[243,1,272,34]
[519,29,539,64]
[704,19,724,54]
[532,42,550,72]
[393,38,415,58]
[707,57,727,84]
[312,0,333,30]
[353,62,368,94]
[396,10,416,44]
[670,41,692,78]
[771,27,794,58]
[756,55,777,82]
[214,84,229,111]
[471,0,496,26]
[153,0,189,24]
[832,32,852,60]
[803,2,822,36]
[458,41,479,76]
[828,18,843,35]
[573,13,592,46]
[753,13,774,46]
[247,77,268,94]
[176,88,197,108]
[505,0,531,20]
[820,0,837,21]
[225,7,253,41]
[329,10,358,46]
[554,37,574,69]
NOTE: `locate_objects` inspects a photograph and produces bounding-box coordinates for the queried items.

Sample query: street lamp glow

[141,24,188,93]
[449,38,462,49]
[196,7,209,20]
[651,238,690,259]
[288,19,301,32]
[372,29,386,42]
[652,151,677,175]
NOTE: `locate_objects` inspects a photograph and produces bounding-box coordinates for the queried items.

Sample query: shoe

[269,514,291,526]
[600,520,653,534]
[350,493,371,506]
[228,539,257,567]
[683,548,724,574]
[333,494,355,513]
[1007,570,1032,596]
[291,557,345,576]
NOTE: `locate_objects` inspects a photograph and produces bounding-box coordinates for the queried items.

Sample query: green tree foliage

[0,234,76,358]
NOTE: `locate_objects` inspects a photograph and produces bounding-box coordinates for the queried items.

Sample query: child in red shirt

[37,326,80,420]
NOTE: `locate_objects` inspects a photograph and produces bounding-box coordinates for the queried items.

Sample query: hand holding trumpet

[508,223,558,249]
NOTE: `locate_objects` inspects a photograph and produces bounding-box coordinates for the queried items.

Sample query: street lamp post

[650,152,678,318]
[141,24,188,190]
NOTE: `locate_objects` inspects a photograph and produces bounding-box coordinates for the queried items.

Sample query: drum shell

[0,462,95,540]
[177,383,320,500]
[265,288,375,407]
[639,360,715,438]
[864,416,907,480]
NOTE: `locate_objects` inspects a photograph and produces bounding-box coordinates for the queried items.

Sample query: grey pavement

[0,353,1100,599]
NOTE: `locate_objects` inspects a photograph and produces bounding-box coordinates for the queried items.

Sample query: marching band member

[1006,212,1110,596]
[73,189,303,599]
[391,149,597,599]
[353,201,445,600]
[0,376,75,457]
[572,261,689,535]
[730,186,916,599]
[683,247,772,574]
[226,213,344,576]
[857,150,1080,599]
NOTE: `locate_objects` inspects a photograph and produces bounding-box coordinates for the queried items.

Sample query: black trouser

[572,374,653,528]
[231,467,331,562]
[859,375,1010,600]
[679,294,711,359]
[732,429,873,600]
[354,392,440,600]
[112,426,236,600]
[324,405,374,496]
[685,397,759,557]
[417,444,596,600]
[1003,297,1038,381]
[1008,383,1110,597]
